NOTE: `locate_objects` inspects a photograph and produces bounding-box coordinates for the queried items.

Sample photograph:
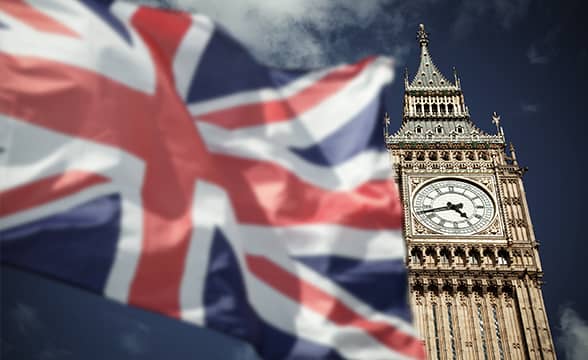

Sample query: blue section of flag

[295,256,412,322]
[204,229,260,344]
[204,229,345,359]
[0,194,121,293]
[186,29,305,104]
[289,90,387,166]
[83,0,132,43]
[257,320,343,360]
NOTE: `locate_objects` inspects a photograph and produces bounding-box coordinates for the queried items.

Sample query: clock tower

[386,25,556,359]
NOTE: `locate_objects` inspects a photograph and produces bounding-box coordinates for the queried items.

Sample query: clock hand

[417,205,452,214]
[448,203,468,218]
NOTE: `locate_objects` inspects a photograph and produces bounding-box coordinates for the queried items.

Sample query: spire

[408,24,456,90]
[417,23,428,46]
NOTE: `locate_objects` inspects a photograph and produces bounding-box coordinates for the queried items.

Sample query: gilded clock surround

[385,25,555,359]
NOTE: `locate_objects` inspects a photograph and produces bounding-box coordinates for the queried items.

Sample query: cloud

[118,321,151,355]
[527,25,560,65]
[558,307,588,360]
[39,348,73,360]
[11,303,42,335]
[129,0,413,68]
[451,0,532,40]
[526,45,550,64]
[521,103,538,113]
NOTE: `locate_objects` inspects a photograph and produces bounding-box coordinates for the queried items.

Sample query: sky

[2,0,588,359]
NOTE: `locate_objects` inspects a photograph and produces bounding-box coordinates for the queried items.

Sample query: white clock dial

[412,179,495,235]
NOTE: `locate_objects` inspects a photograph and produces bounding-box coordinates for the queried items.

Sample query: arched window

[439,103,446,114]
[468,250,480,265]
[410,248,422,265]
[440,248,451,264]
[425,247,437,264]
[435,125,443,134]
[456,125,464,134]
[497,250,509,265]
[483,248,495,265]
[415,125,423,134]
[448,103,454,114]
[431,104,438,114]
[454,248,466,265]
[416,104,422,115]
[424,104,430,114]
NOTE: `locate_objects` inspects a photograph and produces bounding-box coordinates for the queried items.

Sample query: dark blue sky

[3,0,588,359]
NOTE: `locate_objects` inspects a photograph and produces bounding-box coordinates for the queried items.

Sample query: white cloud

[129,0,410,68]
[558,307,588,360]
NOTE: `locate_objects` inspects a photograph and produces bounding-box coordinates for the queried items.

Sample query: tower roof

[407,24,458,91]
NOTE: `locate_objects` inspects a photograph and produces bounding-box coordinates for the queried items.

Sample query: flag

[0,1,425,358]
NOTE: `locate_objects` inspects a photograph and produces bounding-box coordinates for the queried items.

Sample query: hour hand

[448,203,468,218]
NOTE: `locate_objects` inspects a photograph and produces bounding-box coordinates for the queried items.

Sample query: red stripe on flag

[196,57,376,129]
[0,0,78,37]
[126,8,210,318]
[213,154,402,229]
[247,255,426,359]
[129,7,191,75]
[0,16,208,317]
[0,171,109,217]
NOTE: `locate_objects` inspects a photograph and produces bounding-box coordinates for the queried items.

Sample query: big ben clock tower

[386,25,556,359]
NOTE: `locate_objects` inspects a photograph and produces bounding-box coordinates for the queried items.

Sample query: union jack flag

[0,1,425,358]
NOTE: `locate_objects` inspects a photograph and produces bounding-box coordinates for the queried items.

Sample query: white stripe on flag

[198,121,391,190]
[173,14,214,100]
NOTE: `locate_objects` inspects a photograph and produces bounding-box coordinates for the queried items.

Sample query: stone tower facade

[385,25,556,359]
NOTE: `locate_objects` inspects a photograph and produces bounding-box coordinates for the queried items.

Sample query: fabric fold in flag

[0,1,425,359]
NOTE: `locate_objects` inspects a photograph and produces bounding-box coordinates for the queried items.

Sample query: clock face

[412,179,495,235]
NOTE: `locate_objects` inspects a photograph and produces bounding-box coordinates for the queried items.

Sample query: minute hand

[417,205,452,214]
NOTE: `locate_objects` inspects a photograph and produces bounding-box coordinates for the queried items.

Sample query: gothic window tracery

[477,303,489,360]
[492,305,505,360]
[447,303,457,360]
[432,303,442,360]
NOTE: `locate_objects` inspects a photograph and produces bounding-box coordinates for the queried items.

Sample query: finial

[384,112,391,138]
[404,67,409,87]
[492,112,505,139]
[453,66,461,88]
[492,111,500,130]
[417,24,429,47]
[509,142,518,165]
